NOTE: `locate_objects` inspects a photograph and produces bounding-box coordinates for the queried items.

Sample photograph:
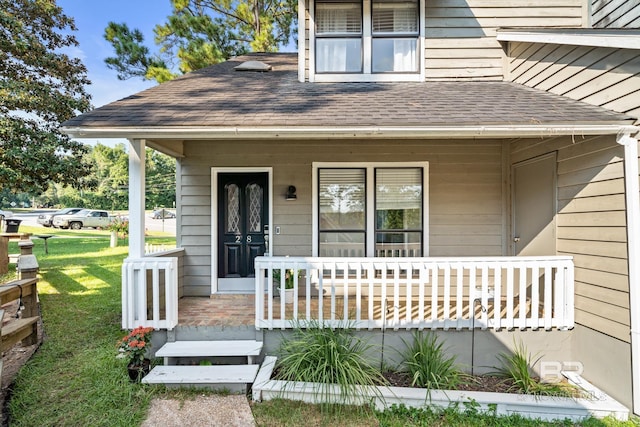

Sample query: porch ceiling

[62,53,636,140]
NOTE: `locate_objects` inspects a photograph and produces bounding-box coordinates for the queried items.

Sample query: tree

[104,0,297,83]
[0,0,93,194]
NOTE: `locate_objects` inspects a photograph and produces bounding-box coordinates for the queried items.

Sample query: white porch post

[297,0,305,82]
[128,139,146,258]
[617,132,640,415]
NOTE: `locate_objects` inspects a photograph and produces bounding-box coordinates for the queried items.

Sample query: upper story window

[313,0,422,81]
[371,0,419,72]
[316,0,363,72]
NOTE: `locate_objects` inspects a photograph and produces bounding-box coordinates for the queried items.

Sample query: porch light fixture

[286,185,297,200]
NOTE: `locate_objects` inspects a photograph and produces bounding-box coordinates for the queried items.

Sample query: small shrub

[275,320,386,409]
[399,331,462,390]
[493,339,575,397]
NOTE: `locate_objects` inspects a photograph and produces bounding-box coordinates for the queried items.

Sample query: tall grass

[275,320,386,410]
[399,331,463,390]
[493,339,575,397]
[6,226,175,426]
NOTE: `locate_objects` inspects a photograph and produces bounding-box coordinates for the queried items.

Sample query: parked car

[38,207,83,227]
[53,209,112,230]
[151,209,176,219]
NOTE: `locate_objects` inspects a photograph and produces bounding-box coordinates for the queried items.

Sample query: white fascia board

[62,124,638,140]
[497,29,640,49]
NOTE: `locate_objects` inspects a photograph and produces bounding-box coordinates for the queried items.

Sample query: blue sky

[58,0,175,145]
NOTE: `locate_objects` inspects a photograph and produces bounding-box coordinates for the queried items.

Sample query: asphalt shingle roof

[63,53,632,129]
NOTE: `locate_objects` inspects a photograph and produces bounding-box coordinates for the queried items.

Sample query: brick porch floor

[177,294,533,328]
[178,295,256,327]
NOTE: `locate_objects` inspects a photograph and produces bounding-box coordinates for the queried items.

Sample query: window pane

[376,168,422,230]
[316,39,362,73]
[372,0,418,33]
[316,1,362,34]
[320,232,365,257]
[246,183,263,233]
[320,169,366,229]
[225,184,240,233]
[372,39,417,72]
[375,232,422,257]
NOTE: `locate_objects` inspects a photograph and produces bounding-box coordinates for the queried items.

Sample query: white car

[38,207,83,227]
[53,209,112,230]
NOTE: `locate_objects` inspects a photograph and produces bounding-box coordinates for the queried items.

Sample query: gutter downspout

[617,132,640,415]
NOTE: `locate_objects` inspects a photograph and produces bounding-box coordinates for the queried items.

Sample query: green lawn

[4,226,639,426]
[7,226,173,426]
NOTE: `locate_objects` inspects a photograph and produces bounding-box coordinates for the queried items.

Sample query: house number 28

[235,235,252,243]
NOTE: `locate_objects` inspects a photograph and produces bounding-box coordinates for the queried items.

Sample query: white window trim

[312,161,429,257]
[211,167,273,294]
[308,0,425,82]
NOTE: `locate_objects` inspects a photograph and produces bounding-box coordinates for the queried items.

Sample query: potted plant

[273,268,298,303]
[107,216,129,247]
[117,326,154,382]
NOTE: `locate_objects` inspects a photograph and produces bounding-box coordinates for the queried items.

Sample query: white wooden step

[142,365,259,392]
[155,340,263,364]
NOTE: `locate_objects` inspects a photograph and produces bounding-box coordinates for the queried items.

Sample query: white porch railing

[122,257,178,330]
[145,243,177,255]
[255,256,574,331]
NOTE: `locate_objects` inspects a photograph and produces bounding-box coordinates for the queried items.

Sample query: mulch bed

[382,371,519,394]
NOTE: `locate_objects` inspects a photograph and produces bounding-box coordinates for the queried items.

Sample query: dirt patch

[382,371,519,394]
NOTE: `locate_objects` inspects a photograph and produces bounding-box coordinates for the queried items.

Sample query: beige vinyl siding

[424,0,582,80]
[303,0,584,81]
[507,42,640,120]
[178,139,504,295]
[591,0,640,28]
[511,134,631,343]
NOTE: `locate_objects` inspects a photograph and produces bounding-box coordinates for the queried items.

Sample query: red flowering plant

[117,326,154,367]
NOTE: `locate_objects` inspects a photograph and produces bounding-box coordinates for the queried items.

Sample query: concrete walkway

[141,395,255,427]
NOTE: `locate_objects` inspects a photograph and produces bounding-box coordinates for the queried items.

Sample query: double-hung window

[315,0,363,72]
[315,163,428,257]
[314,0,421,79]
[371,0,419,72]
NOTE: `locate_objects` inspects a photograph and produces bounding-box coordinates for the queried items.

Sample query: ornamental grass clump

[493,339,575,397]
[275,320,386,410]
[400,331,463,390]
[117,326,154,367]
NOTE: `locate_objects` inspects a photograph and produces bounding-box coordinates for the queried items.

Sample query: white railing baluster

[493,266,502,329]
[531,265,540,329]
[393,263,400,329]
[565,262,575,329]
[468,265,476,330]
[456,264,464,330]
[555,265,566,329]
[544,264,552,330]
[367,262,374,330]
[418,265,426,330]
[405,263,412,329]
[518,262,527,330]
[443,264,451,330]
[343,262,349,323]
[431,264,438,330]
[355,264,362,330]
[480,264,489,329]
[506,265,514,330]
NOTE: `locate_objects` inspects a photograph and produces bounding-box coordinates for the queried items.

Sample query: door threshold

[211,291,255,296]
